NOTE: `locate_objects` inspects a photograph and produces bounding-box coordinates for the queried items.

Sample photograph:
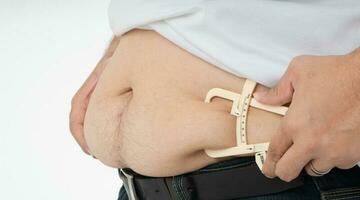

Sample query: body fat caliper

[204,79,288,171]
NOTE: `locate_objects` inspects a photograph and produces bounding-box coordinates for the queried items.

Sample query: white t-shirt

[108,0,360,87]
[108,0,360,166]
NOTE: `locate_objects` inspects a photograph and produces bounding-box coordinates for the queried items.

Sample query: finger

[262,129,292,178]
[68,37,119,155]
[69,72,99,154]
[305,159,333,177]
[69,108,91,155]
[76,72,98,101]
[275,142,312,182]
[69,92,92,155]
[253,66,295,106]
[103,36,121,59]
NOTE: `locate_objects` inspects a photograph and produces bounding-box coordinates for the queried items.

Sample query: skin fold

[83,29,285,177]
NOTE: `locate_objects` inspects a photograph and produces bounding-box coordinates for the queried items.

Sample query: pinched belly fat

[83,29,283,177]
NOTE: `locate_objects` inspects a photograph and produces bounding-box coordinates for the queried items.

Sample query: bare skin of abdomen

[84,29,283,177]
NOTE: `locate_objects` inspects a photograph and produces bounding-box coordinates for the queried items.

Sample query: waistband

[118,157,305,200]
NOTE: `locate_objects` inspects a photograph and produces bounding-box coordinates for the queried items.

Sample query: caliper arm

[204,79,288,171]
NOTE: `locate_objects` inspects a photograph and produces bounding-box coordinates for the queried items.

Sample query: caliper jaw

[205,143,269,170]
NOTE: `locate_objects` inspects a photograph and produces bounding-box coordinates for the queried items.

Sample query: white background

[1,1,360,200]
[0,0,121,199]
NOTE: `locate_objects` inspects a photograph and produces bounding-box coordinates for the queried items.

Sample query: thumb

[253,71,295,106]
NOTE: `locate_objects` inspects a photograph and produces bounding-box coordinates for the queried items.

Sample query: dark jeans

[117,157,360,200]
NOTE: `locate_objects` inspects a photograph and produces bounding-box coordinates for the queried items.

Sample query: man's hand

[254,48,360,182]
[69,36,119,155]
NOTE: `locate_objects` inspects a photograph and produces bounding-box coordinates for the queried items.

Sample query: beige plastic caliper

[204,79,288,171]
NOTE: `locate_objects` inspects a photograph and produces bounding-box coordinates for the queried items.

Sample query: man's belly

[84,29,283,177]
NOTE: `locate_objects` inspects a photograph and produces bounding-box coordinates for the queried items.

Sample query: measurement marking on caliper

[203,79,288,171]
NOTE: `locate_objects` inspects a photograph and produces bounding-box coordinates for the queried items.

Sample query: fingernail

[253,91,267,99]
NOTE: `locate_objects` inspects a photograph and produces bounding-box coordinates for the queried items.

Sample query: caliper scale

[204,79,288,171]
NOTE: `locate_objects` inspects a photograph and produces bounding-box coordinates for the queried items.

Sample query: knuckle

[336,162,355,170]
[283,88,294,100]
[288,55,312,80]
[272,85,293,105]
[334,156,356,169]
[289,56,303,70]
[290,55,309,67]
[336,164,351,170]
[326,140,349,163]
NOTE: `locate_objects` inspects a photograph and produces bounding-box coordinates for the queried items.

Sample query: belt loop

[119,168,139,200]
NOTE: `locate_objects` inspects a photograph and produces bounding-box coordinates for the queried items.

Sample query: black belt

[118,160,305,200]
